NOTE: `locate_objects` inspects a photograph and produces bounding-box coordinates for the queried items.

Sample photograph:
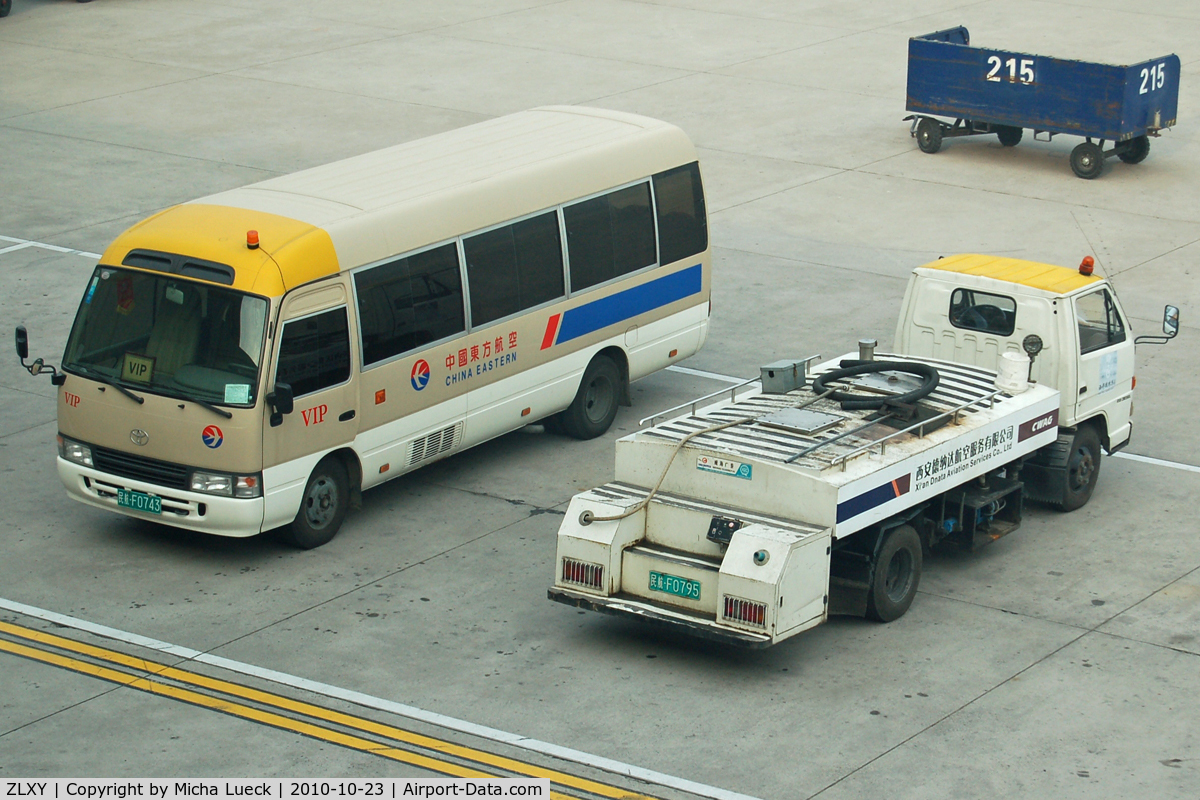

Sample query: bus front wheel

[285,456,350,549]
[559,355,620,440]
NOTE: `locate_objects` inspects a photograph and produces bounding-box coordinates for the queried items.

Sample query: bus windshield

[63,267,269,407]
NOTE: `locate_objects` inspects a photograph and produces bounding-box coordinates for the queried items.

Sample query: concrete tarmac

[1,1,1197,798]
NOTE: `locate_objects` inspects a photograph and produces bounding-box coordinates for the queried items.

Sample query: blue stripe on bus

[556,264,703,345]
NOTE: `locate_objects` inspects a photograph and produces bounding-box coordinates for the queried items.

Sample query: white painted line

[666,365,747,384]
[0,235,101,260]
[0,597,764,800]
[1112,451,1200,474]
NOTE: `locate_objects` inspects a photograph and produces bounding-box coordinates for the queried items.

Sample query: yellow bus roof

[918,253,1102,295]
[100,106,697,297]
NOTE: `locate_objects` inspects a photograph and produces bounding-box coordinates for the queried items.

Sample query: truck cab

[894,254,1135,452]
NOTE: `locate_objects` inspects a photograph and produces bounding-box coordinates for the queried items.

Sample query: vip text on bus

[20,107,711,548]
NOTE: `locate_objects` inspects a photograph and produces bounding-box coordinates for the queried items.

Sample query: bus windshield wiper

[157,387,233,420]
[70,365,144,405]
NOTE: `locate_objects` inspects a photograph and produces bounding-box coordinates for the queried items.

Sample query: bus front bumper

[58,458,266,537]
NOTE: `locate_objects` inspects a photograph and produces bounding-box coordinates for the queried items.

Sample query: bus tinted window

[356,243,465,366]
[277,307,351,397]
[565,182,656,292]
[653,162,708,265]
[464,211,564,327]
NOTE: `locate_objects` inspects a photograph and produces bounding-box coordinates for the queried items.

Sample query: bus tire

[866,525,922,622]
[285,456,350,549]
[1056,424,1101,512]
[559,355,621,440]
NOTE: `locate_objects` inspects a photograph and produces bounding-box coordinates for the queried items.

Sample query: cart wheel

[0,0,10,18]
[916,118,943,154]
[996,126,1023,147]
[1117,135,1150,165]
[1070,142,1104,179]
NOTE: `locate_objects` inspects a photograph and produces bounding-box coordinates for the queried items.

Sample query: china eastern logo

[410,359,430,391]
[201,425,223,449]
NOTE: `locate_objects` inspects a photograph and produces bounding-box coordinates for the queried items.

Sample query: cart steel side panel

[906,26,1179,141]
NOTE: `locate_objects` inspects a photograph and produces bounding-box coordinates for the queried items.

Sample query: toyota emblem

[130,429,149,446]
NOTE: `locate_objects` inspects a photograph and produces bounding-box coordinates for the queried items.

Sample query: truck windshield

[63,267,269,407]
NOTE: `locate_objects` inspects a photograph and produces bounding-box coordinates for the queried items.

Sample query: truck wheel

[1070,142,1104,179]
[1058,425,1101,512]
[996,126,1023,147]
[1117,135,1150,164]
[284,456,350,549]
[916,118,943,154]
[559,355,621,440]
[867,525,922,622]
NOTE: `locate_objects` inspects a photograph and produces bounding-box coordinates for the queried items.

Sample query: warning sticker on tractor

[697,455,752,480]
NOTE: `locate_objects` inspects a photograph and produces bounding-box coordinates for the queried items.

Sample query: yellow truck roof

[918,253,1102,295]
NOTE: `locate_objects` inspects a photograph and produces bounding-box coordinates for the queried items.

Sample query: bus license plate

[649,570,700,600]
[117,488,162,515]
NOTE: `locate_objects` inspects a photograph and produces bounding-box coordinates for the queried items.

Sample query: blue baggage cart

[905,27,1179,178]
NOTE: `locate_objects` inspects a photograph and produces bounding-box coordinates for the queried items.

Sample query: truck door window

[948,288,1016,336]
[276,306,351,397]
[1076,288,1126,353]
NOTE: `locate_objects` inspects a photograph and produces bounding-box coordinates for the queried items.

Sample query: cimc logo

[410,359,431,391]
[201,425,224,449]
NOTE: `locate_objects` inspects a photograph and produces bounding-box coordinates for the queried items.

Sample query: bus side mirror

[15,326,28,360]
[1163,305,1180,338]
[267,382,294,427]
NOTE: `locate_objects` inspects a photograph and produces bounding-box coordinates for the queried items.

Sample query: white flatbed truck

[548,254,1179,647]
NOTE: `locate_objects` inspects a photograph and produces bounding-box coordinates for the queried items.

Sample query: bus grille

[92,446,190,490]
[409,423,462,466]
[723,595,768,630]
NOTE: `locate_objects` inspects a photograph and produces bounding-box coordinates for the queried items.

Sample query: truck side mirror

[15,326,28,360]
[1163,305,1180,338]
[267,382,294,427]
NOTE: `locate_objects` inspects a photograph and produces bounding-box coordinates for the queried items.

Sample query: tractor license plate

[649,570,700,600]
[117,488,162,515]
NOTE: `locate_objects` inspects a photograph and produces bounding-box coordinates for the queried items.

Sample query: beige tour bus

[16,106,712,548]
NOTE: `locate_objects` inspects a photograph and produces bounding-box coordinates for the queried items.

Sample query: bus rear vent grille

[408,423,462,466]
[561,557,604,591]
[723,595,767,630]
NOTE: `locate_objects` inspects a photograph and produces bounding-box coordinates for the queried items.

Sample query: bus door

[264,280,359,471]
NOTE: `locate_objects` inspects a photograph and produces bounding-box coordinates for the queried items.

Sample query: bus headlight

[190,471,233,496]
[189,471,262,498]
[57,434,94,467]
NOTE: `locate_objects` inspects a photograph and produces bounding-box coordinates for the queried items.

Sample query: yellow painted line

[0,622,659,800]
[0,637,493,779]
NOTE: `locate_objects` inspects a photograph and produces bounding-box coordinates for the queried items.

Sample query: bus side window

[276,306,351,397]
[564,182,656,292]
[464,211,564,327]
[653,161,708,266]
[355,243,465,367]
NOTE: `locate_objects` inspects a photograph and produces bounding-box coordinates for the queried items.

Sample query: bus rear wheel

[285,456,350,549]
[559,355,620,440]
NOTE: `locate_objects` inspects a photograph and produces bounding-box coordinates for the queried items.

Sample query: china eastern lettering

[445,352,518,386]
